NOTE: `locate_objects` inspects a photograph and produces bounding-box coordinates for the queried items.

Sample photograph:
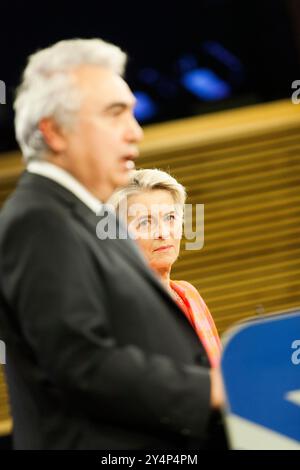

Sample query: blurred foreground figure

[0,38,225,449]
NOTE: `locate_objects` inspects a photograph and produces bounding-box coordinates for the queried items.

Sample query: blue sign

[221,310,300,447]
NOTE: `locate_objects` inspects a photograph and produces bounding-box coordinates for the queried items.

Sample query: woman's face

[126,189,182,273]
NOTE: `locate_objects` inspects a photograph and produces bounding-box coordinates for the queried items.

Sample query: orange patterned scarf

[170,280,221,368]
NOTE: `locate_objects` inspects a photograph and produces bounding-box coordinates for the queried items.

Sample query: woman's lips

[153,245,173,252]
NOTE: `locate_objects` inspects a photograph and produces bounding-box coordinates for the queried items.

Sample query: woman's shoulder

[173,280,211,314]
[172,280,203,298]
[173,280,198,291]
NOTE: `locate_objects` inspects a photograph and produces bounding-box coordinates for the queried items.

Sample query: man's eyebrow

[103,100,136,112]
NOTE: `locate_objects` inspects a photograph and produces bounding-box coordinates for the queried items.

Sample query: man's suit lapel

[71,199,167,293]
[19,171,185,312]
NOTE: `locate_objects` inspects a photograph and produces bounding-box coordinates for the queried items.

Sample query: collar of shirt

[27,160,103,215]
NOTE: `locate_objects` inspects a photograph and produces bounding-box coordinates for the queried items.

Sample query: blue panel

[222,310,300,441]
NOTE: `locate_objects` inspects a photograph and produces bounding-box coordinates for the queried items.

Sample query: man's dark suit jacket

[0,171,223,450]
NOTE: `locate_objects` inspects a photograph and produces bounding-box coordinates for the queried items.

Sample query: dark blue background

[0,0,299,152]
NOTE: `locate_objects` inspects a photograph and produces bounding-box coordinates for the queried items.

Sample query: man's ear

[38,118,68,153]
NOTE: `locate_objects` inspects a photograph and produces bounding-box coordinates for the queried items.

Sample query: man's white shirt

[27,160,103,214]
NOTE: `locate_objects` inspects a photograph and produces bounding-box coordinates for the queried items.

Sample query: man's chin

[114,173,131,189]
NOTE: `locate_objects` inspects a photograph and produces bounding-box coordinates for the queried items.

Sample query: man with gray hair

[0,38,225,450]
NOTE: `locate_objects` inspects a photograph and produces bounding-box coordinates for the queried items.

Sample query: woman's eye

[137,218,150,228]
[165,214,176,221]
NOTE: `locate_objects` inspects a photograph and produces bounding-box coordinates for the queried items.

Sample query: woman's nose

[153,221,170,239]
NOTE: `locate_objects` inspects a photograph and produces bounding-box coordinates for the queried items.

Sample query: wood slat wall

[0,366,11,436]
[0,98,299,435]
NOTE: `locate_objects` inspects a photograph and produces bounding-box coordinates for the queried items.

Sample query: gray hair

[14,38,127,162]
[109,168,186,217]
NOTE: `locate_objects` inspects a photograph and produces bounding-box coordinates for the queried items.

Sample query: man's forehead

[72,63,117,80]
[72,64,135,105]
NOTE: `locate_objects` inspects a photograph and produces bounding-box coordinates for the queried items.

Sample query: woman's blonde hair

[108,168,186,216]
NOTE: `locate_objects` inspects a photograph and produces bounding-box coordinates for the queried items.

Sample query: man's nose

[126,116,144,143]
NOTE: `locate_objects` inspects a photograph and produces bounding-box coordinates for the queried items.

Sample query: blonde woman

[109,168,221,368]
